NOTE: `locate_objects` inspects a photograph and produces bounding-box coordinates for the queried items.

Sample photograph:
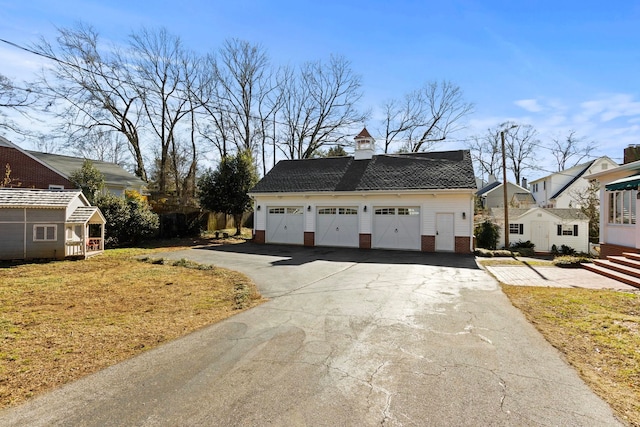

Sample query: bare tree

[34,24,147,181]
[193,53,232,159]
[379,81,473,153]
[0,73,36,132]
[31,132,60,154]
[70,129,125,164]
[255,68,283,176]
[214,39,271,155]
[501,122,539,185]
[279,55,366,159]
[467,131,502,182]
[550,130,594,171]
[379,91,424,153]
[129,27,199,196]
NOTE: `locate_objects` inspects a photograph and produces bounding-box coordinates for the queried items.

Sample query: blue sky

[1,0,639,180]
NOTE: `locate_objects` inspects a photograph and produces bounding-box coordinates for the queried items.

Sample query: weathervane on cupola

[354,127,375,160]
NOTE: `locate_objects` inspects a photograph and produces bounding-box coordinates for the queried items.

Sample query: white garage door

[266,207,304,245]
[373,207,421,250]
[316,207,359,247]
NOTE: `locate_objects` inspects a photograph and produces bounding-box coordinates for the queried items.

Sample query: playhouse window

[33,224,57,241]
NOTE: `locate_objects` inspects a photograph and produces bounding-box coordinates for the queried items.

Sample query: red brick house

[0,135,146,195]
[1,136,73,189]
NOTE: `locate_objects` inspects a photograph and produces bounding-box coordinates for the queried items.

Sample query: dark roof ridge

[550,159,596,200]
[26,150,119,166]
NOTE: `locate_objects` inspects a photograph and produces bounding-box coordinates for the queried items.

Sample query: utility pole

[501,124,518,249]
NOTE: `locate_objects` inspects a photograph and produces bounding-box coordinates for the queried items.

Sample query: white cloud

[579,94,640,123]
[514,99,544,113]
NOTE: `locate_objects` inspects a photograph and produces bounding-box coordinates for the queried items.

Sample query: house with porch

[249,128,477,253]
[0,188,105,260]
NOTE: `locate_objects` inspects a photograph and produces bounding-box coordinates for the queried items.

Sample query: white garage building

[250,129,477,253]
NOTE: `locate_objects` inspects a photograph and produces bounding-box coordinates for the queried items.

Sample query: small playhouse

[0,188,105,260]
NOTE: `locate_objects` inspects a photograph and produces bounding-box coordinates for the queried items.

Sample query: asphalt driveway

[0,244,622,426]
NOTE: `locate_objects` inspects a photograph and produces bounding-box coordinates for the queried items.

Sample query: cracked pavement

[0,244,623,426]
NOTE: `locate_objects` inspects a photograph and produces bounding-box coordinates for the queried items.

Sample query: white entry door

[530,221,549,252]
[435,213,455,252]
[373,207,421,250]
[266,207,304,245]
[316,207,359,247]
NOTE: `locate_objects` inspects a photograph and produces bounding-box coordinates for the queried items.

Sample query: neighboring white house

[249,128,477,253]
[529,156,618,208]
[584,157,640,257]
[0,188,106,260]
[476,180,534,210]
[490,207,590,253]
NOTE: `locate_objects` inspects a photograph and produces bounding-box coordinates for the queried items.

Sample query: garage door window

[398,208,419,216]
[340,208,358,215]
[287,207,303,215]
[319,208,337,215]
[269,208,285,214]
[375,208,395,215]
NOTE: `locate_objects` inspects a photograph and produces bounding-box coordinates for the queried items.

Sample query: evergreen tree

[198,151,258,235]
[69,160,105,204]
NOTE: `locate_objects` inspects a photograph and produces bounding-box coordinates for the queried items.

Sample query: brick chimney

[624,145,640,164]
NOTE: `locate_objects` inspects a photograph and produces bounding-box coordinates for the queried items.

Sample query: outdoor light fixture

[257,205,261,211]
[462,212,466,219]
[363,205,367,212]
[307,205,311,212]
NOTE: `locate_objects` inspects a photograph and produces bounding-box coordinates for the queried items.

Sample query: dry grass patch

[502,285,640,426]
[0,249,264,408]
[477,258,553,267]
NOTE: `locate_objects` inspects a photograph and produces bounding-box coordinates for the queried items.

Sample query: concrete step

[607,255,640,270]
[593,259,640,279]
[622,252,640,262]
[583,263,640,289]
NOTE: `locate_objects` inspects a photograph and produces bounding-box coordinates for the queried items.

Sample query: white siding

[254,192,474,251]
[495,209,589,253]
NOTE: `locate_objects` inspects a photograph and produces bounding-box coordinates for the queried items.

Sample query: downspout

[23,208,27,259]
[469,193,475,253]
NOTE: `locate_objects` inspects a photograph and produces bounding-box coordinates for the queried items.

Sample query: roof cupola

[354,127,375,160]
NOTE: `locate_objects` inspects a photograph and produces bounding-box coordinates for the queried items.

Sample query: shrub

[475,220,500,250]
[511,240,535,257]
[474,248,514,258]
[97,193,159,248]
[552,255,592,268]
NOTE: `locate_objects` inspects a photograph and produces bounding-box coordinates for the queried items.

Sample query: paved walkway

[485,260,639,291]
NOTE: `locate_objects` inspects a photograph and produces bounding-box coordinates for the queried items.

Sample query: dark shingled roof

[251,150,476,193]
[475,180,502,196]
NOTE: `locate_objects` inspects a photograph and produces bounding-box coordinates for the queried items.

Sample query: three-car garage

[249,138,476,254]
[264,205,438,251]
